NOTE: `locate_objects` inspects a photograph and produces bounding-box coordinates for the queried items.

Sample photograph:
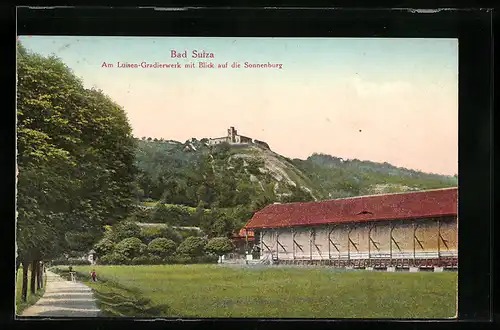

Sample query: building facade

[208,127,267,147]
[244,187,458,268]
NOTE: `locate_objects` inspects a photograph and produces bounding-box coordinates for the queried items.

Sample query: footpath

[20,270,101,318]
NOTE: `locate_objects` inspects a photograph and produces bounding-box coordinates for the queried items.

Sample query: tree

[282,185,315,203]
[176,236,206,257]
[205,237,234,257]
[199,210,236,238]
[148,238,177,258]
[94,237,115,257]
[112,221,142,242]
[93,226,117,257]
[250,195,275,213]
[64,232,96,253]
[16,42,136,300]
[140,225,182,244]
[114,238,147,259]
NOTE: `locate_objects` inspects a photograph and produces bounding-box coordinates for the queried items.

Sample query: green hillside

[131,138,457,232]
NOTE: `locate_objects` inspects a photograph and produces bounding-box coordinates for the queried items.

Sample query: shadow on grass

[52,267,173,318]
[16,271,48,316]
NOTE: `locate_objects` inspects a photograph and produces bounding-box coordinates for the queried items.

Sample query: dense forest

[133,138,457,207]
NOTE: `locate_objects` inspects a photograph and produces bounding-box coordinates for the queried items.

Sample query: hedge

[96,254,218,265]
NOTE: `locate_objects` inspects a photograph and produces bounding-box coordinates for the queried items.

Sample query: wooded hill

[134,137,457,206]
[132,137,457,231]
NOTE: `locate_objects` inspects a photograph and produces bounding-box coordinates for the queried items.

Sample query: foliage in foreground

[16,41,136,302]
[53,265,458,319]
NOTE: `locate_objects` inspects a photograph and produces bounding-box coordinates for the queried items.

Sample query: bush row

[97,254,218,265]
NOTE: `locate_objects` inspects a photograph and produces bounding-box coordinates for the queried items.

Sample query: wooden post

[328,226,331,260]
[245,230,248,254]
[368,224,372,266]
[412,222,416,266]
[292,228,295,260]
[309,229,313,260]
[437,218,441,259]
[260,231,264,258]
[390,224,394,266]
[347,226,351,264]
[276,230,279,261]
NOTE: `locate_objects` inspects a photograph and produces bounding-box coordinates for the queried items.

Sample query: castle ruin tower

[228,126,237,143]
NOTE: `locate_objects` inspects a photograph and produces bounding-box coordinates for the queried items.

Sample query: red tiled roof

[244,188,458,229]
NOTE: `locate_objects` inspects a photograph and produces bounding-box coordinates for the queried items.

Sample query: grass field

[15,267,46,315]
[53,265,457,319]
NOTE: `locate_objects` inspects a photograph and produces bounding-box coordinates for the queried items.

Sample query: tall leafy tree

[16,42,136,300]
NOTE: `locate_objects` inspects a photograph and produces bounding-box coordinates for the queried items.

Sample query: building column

[309,229,313,260]
[276,229,279,261]
[347,226,352,264]
[390,224,394,266]
[437,218,441,259]
[368,224,373,266]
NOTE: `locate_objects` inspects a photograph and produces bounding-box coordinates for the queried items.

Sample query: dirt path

[20,270,100,318]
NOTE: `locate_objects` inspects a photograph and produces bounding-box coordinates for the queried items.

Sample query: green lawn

[53,265,457,319]
[15,267,46,315]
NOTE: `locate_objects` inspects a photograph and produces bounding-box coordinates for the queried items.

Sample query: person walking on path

[90,269,97,282]
[69,266,76,282]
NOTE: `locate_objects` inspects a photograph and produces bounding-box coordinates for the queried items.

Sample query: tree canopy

[16,41,136,265]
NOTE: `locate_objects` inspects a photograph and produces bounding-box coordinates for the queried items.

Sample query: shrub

[177,228,202,240]
[205,237,234,257]
[130,256,150,265]
[151,204,182,224]
[140,226,164,244]
[113,221,142,242]
[114,237,147,259]
[195,255,219,264]
[149,255,163,265]
[94,237,115,256]
[98,253,128,265]
[140,225,183,244]
[176,236,207,257]
[132,207,153,223]
[148,238,177,258]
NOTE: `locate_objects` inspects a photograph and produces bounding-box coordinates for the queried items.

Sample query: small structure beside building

[244,187,458,270]
[231,228,255,256]
[208,127,270,150]
[87,249,97,265]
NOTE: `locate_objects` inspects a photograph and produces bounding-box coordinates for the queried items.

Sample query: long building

[244,187,458,269]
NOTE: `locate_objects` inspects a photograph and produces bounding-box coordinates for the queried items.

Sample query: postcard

[16,36,458,319]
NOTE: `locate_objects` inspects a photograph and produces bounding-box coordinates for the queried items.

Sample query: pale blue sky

[17,36,458,175]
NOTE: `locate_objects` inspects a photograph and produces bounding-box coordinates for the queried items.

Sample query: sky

[17,36,458,175]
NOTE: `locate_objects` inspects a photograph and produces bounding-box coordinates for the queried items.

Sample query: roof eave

[245,213,458,230]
